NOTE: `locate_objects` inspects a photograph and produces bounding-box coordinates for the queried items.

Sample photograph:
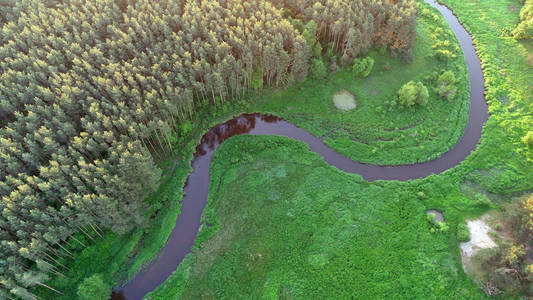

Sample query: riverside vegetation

[0,0,531,299]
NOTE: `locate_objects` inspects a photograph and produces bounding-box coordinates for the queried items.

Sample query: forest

[0,0,418,298]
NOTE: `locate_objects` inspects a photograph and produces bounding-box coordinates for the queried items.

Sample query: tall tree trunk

[37,282,64,296]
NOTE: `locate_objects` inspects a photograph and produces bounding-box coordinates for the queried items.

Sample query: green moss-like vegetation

[147,135,489,299]
[457,223,471,242]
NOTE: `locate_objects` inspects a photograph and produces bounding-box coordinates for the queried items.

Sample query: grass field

[146,135,488,299]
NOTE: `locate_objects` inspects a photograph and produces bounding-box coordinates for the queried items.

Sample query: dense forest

[0,0,417,298]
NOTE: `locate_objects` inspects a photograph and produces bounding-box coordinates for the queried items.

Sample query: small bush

[473,193,492,207]
[506,244,525,266]
[457,223,470,242]
[77,274,111,300]
[313,41,323,58]
[328,57,340,74]
[310,58,327,79]
[523,131,533,149]
[325,47,335,60]
[352,56,374,78]
[427,213,449,233]
[434,70,458,101]
[434,49,456,61]
[396,81,429,108]
[251,67,263,90]
[302,20,318,48]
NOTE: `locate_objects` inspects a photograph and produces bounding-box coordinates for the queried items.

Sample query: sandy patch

[333,90,356,111]
[460,214,497,272]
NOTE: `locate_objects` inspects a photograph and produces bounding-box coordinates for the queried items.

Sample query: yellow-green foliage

[513,0,533,39]
[396,81,430,107]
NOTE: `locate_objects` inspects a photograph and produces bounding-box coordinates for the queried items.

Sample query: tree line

[273,0,417,62]
[0,0,417,298]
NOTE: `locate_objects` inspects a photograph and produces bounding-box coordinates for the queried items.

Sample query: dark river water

[112,0,488,298]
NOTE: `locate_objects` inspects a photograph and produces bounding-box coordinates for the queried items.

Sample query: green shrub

[328,57,340,74]
[512,0,533,40]
[77,274,110,300]
[310,58,327,79]
[302,20,318,48]
[251,67,263,90]
[457,223,470,242]
[313,42,323,58]
[523,131,533,149]
[473,193,492,207]
[325,47,335,60]
[396,81,429,107]
[434,49,456,61]
[427,213,449,233]
[352,56,374,77]
[434,70,458,101]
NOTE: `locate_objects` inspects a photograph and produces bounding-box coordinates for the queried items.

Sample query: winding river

[112,0,488,298]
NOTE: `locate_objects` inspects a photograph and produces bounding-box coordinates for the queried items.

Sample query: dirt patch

[508,5,517,11]
[460,214,497,272]
[333,90,356,111]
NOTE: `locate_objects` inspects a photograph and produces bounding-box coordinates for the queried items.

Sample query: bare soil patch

[460,214,497,272]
